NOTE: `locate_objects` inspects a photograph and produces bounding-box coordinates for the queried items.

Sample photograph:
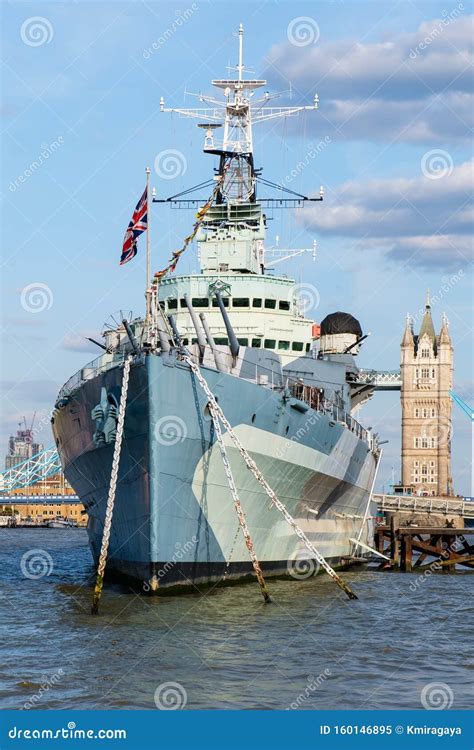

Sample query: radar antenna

[157,24,320,207]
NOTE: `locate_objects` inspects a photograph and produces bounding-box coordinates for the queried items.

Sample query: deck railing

[55,347,372,447]
[287,381,371,446]
[56,351,125,404]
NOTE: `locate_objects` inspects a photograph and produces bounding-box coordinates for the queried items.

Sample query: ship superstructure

[52,27,379,593]
[152,24,321,366]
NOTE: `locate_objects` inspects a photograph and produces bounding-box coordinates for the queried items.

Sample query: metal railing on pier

[374,493,474,518]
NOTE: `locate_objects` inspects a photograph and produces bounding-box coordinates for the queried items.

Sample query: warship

[52,27,380,592]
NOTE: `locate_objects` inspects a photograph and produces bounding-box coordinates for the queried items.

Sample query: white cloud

[301,160,473,268]
[265,14,473,143]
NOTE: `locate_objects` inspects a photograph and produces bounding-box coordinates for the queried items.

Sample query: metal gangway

[374,493,474,519]
[356,370,402,390]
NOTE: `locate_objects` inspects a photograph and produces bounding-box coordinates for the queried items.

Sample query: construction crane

[450,390,474,498]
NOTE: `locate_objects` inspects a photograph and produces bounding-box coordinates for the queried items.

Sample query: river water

[0,529,472,711]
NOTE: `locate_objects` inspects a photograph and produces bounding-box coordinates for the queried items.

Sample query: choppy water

[0,528,472,710]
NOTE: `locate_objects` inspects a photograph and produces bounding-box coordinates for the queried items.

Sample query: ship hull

[53,354,377,591]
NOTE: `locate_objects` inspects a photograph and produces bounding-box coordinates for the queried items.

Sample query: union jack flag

[120,186,148,265]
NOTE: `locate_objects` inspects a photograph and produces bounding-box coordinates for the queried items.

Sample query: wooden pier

[375,515,474,572]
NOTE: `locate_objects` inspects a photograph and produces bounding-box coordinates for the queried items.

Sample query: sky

[1,0,473,494]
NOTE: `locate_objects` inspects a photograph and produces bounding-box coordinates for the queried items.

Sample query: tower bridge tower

[399,293,453,496]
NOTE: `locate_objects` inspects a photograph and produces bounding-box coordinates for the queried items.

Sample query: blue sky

[1,0,472,493]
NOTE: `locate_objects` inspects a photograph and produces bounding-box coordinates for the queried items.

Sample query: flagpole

[145,166,151,326]
[146,166,151,292]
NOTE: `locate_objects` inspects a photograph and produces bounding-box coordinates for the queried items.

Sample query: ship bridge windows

[214,337,229,345]
[279,301,290,311]
[191,298,209,307]
[251,338,262,348]
[237,337,249,346]
[278,341,290,351]
[167,298,178,310]
[264,339,276,349]
[252,298,262,308]
[212,297,229,308]
[292,342,304,352]
[264,299,276,309]
[233,298,250,308]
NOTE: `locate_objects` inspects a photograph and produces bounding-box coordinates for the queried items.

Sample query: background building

[5,422,43,471]
[399,294,453,496]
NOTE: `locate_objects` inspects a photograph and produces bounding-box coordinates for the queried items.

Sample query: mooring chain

[91,356,132,614]
[208,401,271,603]
[184,355,358,601]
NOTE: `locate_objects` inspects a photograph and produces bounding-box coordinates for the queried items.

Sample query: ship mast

[159,24,319,205]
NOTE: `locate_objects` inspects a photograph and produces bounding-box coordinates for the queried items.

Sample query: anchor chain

[91,356,132,614]
[208,401,271,603]
[184,355,358,601]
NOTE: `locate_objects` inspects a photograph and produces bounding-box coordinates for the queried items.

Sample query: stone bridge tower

[400,294,453,496]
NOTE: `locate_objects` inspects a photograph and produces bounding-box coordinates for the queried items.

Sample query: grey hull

[53,354,377,591]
